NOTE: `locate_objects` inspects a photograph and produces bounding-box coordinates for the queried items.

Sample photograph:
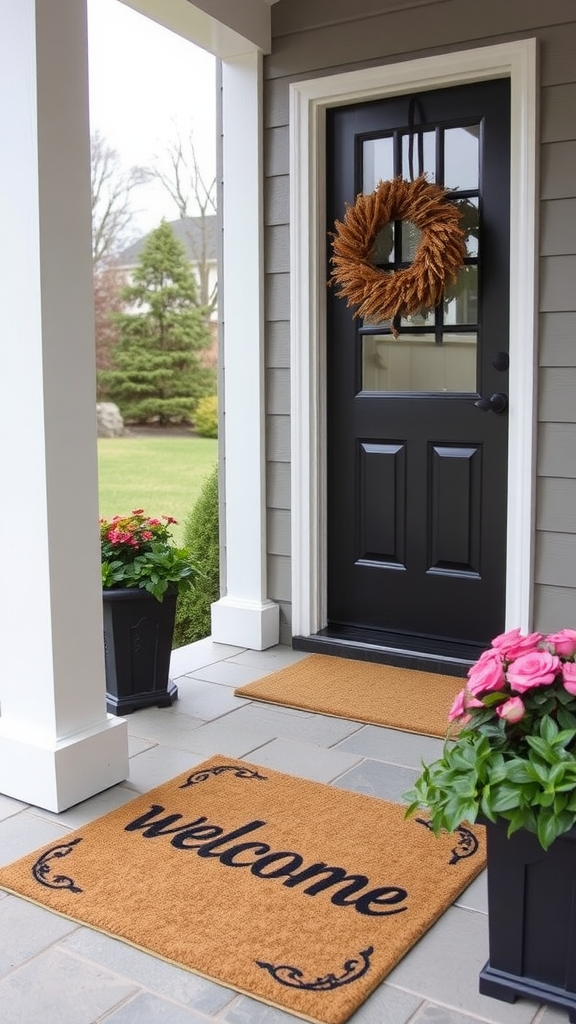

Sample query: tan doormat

[0,755,484,1024]
[236,655,462,738]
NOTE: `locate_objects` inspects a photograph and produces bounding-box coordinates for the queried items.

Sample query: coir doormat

[0,755,484,1024]
[235,655,462,738]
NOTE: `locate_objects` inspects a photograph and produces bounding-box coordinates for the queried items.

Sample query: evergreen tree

[99,220,215,423]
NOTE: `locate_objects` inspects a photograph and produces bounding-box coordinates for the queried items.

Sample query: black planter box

[480,820,576,1022]
[103,587,178,715]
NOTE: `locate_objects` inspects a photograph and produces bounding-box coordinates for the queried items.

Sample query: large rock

[97,403,124,438]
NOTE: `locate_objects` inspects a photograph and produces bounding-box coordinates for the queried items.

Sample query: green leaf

[540,715,559,744]
[537,812,564,851]
[491,785,521,813]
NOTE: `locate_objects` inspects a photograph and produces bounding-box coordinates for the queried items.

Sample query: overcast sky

[87,0,217,238]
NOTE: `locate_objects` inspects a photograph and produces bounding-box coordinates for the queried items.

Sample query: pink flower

[467,649,506,696]
[491,628,543,660]
[507,650,561,693]
[448,689,467,721]
[562,662,576,696]
[448,687,483,722]
[496,696,526,724]
[546,629,576,658]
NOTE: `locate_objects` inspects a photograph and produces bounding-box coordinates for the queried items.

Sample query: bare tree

[150,127,217,317]
[91,129,148,271]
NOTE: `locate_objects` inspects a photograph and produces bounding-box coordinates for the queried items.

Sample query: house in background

[117,215,218,320]
[1,0,575,812]
[116,214,219,365]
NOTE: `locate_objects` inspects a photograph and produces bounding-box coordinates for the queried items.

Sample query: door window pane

[362,332,477,392]
[363,137,394,193]
[401,130,436,180]
[453,197,479,256]
[444,266,478,325]
[372,222,394,264]
[402,221,422,261]
[444,126,479,191]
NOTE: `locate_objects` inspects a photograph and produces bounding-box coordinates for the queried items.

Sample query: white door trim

[289,39,538,639]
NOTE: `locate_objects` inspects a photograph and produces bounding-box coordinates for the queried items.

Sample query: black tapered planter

[103,587,178,715]
[479,820,576,1022]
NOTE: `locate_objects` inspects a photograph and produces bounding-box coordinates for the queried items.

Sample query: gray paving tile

[241,737,363,782]
[103,990,222,1022]
[128,733,158,757]
[345,982,423,1022]
[225,701,363,746]
[412,1004,501,1024]
[60,929,234,1014]
[0,793,29,821]
[454,870,488,914]
[29,784,138,828]
[333,758,419,804]
[336,724,445,770]
[0,810,70,866]
[0,895,78,978]
[386,906,540,1023]
[221,996,303,1023]
[155,712,299,760]
[0,946,137,1024]
[164,677,244,720]
[123,746,206,793]
[125,708,208,751]
[187,660,278,688]
[170,638,245,677]
[239,700,317,718]
[539,1006,575,1023]
[228,647,310,670]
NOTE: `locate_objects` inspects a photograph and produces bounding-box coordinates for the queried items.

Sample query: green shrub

[194,395,218,438]
[173,464,219,647]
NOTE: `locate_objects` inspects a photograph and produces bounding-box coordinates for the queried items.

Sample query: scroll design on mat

[255,945,374,990]
[416,817,479,864]
[180,765,268,788]
[32,837,83,893]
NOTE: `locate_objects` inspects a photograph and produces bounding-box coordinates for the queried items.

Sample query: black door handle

[474,392,508,414]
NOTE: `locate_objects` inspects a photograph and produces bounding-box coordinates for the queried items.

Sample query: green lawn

[98,436,218,546]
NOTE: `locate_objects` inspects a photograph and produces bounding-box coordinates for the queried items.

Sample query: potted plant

[403,627,576,1022]
[100,509,198,715]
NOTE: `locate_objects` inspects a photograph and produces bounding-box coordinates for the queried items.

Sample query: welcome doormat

[235,655,463,738]
[0,755,484,1024]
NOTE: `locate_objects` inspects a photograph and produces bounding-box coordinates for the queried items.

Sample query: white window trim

[289,39,538,638]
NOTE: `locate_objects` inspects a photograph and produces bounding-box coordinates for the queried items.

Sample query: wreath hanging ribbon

[329,173,466,325]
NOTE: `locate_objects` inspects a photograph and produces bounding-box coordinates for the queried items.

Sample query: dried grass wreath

[329,174,466,324]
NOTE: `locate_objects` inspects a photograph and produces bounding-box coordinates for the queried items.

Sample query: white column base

[211,596,279,650]
[0,716,128,813]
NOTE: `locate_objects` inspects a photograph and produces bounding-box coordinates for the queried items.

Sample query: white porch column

[0,0,128,812]
[211,52,279,650]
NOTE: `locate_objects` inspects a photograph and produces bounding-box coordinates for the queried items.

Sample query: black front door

[325,79,510,662]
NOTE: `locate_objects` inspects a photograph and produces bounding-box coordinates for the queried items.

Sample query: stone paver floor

[0,640,563,1024]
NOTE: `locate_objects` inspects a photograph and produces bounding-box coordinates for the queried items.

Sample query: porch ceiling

[120,0,281,57]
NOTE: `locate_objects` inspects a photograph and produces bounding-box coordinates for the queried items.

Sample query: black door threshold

[293,628,480,678]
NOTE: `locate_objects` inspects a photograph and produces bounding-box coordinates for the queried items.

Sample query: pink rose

[491,628,543,660]
[507,650,561,693]
[562,662,576,696]
[448,689,466,721]
[546,629,576,658]
[496,696,526,724]
[467,649,506,696]
[448,687,483,721]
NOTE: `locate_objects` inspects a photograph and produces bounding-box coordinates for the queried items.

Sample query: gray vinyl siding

[263,0,576,637]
